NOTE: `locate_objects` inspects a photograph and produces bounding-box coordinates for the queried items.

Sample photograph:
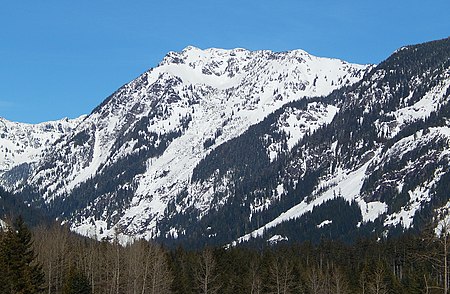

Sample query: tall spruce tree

[0,216,45,293]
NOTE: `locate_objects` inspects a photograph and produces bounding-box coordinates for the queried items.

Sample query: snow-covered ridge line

[14,46,367,241]
[0,115,86,174]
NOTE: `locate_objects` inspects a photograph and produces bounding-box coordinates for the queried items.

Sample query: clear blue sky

[1,1,449,123]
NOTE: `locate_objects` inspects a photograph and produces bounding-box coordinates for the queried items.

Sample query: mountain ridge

[1,38,449,248]
[1,46,369,244]
[0,116,86,175]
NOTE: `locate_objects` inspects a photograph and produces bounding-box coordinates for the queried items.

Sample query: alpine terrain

[1,37,449,248]
[0,117,84,184]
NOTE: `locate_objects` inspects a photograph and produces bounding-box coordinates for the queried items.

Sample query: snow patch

[267,234,289,245]
[317,220,332,228]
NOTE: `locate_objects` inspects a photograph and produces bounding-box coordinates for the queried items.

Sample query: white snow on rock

[267,234,289,245]
[0,116,85,174]
[267,102,339,161]
[382,126,450,229]
[0,219,8,231]
[375,70,450,139]
[317,220,332,228]
[3,46,370,241]
[233,155,388,245]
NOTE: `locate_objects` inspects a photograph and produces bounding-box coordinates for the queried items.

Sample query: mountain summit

[1,46,368,244]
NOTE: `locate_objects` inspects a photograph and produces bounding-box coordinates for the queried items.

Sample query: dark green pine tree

[0,216,45,293]
[63,267,92,294]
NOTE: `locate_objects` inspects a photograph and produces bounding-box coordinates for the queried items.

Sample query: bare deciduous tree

[367,263,388,294]
[267,256,297,294]
[249,260,262,294]
[331,266,349,294]
[34,224,70,294]
[196,248,220,294]
[306,266,326,294]
[414,212,450,293]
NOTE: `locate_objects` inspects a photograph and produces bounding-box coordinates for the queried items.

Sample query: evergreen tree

[63,267,92,294]
[0,216,45,293]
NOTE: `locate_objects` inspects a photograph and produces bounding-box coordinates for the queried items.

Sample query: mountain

[153,38,450,248]
[0,117,84,227]
[1,46,368,243]
[177,37,450,248]
[3,38,449,249]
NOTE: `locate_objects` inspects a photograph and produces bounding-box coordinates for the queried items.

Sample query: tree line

[0,218,171,294]
[3,217,450,293]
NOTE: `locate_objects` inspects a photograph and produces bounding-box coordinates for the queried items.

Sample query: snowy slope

[5,46,368,242]
[226,38,450,245]
[94,48,368,241]
[0,116,85,174]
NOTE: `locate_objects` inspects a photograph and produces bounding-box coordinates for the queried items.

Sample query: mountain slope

[0,117,85,172]
[3,46,368,242]
[0,116,85,188]
[193,37,450,247]
[151,38,450,248]
[0,186,51,227]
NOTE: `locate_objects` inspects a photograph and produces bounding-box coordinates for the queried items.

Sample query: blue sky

[1,1,449,123]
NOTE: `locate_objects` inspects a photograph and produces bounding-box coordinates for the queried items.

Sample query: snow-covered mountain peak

[50,48,369,241]
[3,46,371,243]
[157,46,368,94]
